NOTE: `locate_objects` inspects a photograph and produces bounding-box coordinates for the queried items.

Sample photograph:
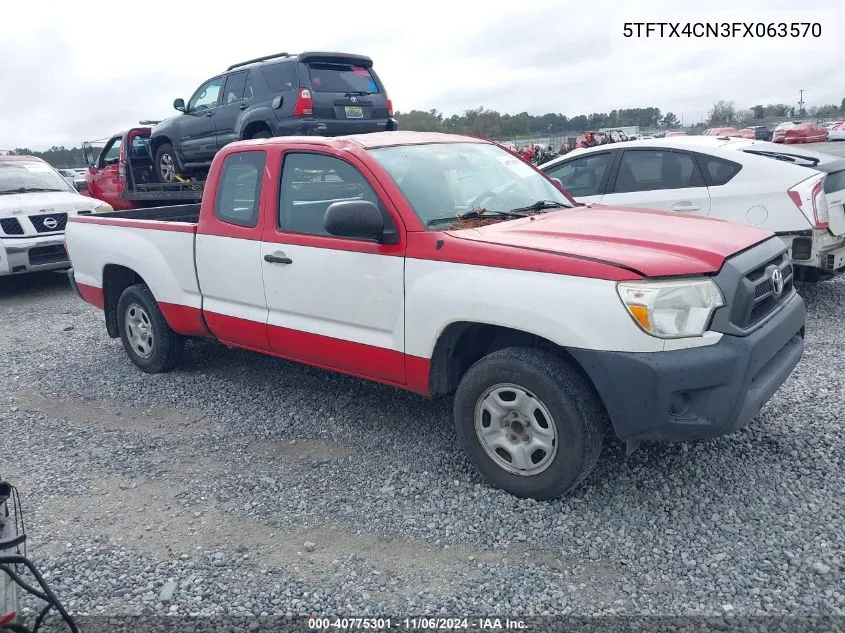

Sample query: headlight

[616,278,724,339]
[93,202,114,213]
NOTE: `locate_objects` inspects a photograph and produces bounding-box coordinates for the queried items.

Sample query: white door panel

[196,234,269,346]
[261,243,404,350]
[599,188,712,216]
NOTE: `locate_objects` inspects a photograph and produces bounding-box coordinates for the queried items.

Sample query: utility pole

[798,89,805,116]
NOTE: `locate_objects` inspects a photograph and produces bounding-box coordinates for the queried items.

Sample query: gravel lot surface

[2,149,845,622]
[2,274,843,622]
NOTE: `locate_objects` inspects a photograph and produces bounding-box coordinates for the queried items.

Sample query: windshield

[368,142,573,229]
[0,161,74,194]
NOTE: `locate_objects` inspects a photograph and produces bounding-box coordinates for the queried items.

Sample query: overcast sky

[1,0,842,150]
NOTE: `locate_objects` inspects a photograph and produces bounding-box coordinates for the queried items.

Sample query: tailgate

[303,59,389,133]
[824,168,845,236]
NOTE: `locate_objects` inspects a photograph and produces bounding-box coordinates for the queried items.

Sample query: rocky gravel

[1,272,843,626]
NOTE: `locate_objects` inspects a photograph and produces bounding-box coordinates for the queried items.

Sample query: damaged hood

[445,204,774,277]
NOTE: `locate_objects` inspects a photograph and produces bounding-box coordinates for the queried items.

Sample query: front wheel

[453,347,606,500]
[116,284,185,373]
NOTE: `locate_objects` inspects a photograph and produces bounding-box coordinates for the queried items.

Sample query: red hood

[445,205,773,277]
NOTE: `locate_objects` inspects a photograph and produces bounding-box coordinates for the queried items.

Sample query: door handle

[264,252,292,264]
[204,111,214,117]
[672,203,701,211]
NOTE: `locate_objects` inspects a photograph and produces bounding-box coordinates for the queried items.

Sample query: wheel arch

[427,321,601,403]
[102,265,149,338]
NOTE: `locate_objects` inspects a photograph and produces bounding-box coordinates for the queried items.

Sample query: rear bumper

[779,231,845,273]
[278,117,397,136]
[568,291,805,442]
[0,235,69,276]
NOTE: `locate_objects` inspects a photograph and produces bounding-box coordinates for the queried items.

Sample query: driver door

[87,135,122,205]
[180,76,224,165]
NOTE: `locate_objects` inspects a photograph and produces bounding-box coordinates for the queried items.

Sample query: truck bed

[67,204,203,314]
[92,203,201,223]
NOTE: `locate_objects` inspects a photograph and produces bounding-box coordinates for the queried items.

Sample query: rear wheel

[154,143,179,183]
[453,347,606,499]
[249,129,271,139]
[116,284,184,373]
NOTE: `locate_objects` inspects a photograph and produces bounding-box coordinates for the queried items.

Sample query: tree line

[1,145,88,168]
[395,98,845,139]
[5,97,845,167]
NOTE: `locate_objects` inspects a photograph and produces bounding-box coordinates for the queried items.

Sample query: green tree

[661,112,680,128]
[708,101,736,125]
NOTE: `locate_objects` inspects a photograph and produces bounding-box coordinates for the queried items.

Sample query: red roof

[254,131,487,151]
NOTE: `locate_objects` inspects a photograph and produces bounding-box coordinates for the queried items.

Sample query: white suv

[540,136,845,282]
[0,155,113,277]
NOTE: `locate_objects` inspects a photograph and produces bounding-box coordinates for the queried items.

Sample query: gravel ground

[1,270,844,625]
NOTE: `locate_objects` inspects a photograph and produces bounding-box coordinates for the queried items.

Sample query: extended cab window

[545,153,612,197]
[214,151,266,228]
[279,153,386,237]
[613,150,703,193]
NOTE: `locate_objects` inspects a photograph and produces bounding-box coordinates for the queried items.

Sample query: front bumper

[0,235,69,276]
[568,291,805,442]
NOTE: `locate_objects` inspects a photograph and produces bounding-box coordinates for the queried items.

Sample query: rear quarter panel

[66,219,201,310]
[705,152,817,233]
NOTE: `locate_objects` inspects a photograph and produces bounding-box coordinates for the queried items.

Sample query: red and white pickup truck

[65,131,806,499]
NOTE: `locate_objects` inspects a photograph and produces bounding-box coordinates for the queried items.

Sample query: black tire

[249,129,271,139]
[116,284,185,374]
[453,347,606,500]
[154,143,179,183]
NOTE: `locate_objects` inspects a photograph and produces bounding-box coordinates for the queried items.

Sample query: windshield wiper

[344,91,371,97]
[426,209,529,228]
[508,200,569,214]
[0,187,65,195]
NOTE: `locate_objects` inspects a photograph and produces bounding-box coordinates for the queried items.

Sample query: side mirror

[551,178,563,188]
[174,98,186,112]
[324,200,384,241]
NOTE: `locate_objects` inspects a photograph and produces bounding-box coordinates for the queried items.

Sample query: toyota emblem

[350,96,358,103]
[43,216,58,230]
[771,268,784,297]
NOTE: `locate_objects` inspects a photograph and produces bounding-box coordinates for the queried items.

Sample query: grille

[28,244,68,266]
[29,213,67,233]
[0,218,24,235]
[738,254,794,329]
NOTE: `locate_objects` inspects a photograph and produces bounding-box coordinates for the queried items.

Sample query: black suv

[149,51,398,182]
